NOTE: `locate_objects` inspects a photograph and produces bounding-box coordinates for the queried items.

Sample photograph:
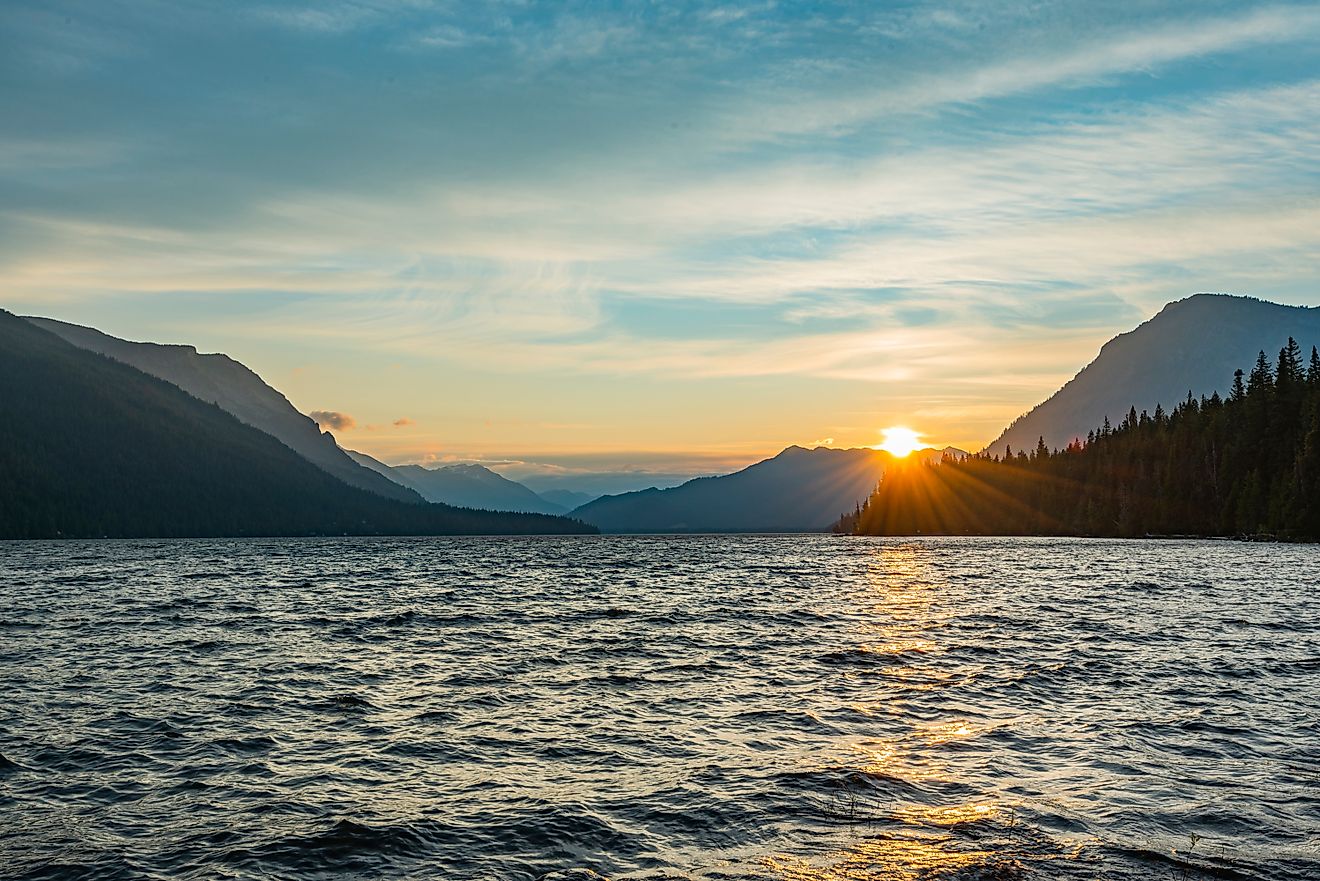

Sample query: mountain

[570,445,959,533]
[986,294,1320,457]
[24,316,421,504]
[390,464,567,514]
[537,489,597,510]
[0,310,594,538]
[345,451,565,514]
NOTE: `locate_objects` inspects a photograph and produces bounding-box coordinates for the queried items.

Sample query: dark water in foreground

[2,536,1318,881]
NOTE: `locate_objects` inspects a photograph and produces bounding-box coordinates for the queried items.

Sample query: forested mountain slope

[26,316,420,503]
[987,295,1320,457]
[0,311,593,538]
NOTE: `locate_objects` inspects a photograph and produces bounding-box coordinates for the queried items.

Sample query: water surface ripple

[1,536,1318,880]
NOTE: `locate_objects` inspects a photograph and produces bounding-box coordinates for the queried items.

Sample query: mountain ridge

[571,445,958,533]
[985,294,1320,456]
[345,451,567,514]
[24,316,421,504]
[0,310,594,538]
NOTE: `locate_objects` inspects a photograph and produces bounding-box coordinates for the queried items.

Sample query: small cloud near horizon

[393,417,415,427]
[309,410,356,431]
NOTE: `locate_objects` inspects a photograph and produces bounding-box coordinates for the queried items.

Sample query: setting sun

[878,426,924,458]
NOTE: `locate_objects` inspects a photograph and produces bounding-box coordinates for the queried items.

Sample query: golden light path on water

[762,543,1037,880]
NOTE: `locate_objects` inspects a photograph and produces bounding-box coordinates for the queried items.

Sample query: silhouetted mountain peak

[573,444,917,532]
[985,294,1320,457]
[0,310,593,538]
[23,315,422,504]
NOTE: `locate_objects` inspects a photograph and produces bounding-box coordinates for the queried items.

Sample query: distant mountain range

[570,445,960,532]
[0,310,594,538]
[986,294,1320,456]
[347,452,568,514]
[27,316,421,504]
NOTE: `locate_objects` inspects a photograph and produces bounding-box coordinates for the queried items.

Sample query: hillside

[25,316,420,504]
[571,445,955,533]
[987,294,1320,456]
[0,311,594,539]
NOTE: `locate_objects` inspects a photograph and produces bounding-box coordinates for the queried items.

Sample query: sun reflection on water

[860,638,938,656]
[915,719,978,745]
[894,802,999,827]
[778,542,1025,880]
[764,836,1020,881]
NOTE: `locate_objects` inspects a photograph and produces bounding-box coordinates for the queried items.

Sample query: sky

[4,1,1320,491]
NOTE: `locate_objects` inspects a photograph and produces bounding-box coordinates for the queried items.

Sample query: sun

[878,426,923,458]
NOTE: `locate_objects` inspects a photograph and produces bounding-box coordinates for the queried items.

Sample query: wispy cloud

[251,1,438,35]
[721,4,1320,142]
[4,0,1320,466]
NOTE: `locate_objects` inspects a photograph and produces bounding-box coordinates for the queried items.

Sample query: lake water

[1,535,1318,880]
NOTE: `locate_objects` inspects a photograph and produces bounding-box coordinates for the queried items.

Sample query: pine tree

[1293,405,1320,536]
[1248,350,1273,395]
[1278,337,1304,390]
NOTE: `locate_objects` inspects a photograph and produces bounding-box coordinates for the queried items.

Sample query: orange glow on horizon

[877,426,923,457]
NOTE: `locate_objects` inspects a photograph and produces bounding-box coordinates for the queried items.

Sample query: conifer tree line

[837,339,1320,539]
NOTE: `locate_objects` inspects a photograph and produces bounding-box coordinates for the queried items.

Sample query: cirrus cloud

[5,0,1320,465]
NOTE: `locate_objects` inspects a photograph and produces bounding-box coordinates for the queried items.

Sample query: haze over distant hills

[0,311,593,538]
[537,489,596,510]
[519,471,700,504]
[26,316,421,504]
[571,445,959,533]
[987,294,1320,457]
[347,451,567,514]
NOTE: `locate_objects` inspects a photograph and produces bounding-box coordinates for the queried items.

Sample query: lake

[1,535,1317,880]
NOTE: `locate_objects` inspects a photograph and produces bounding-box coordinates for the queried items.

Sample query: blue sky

[4,1,1320,487]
